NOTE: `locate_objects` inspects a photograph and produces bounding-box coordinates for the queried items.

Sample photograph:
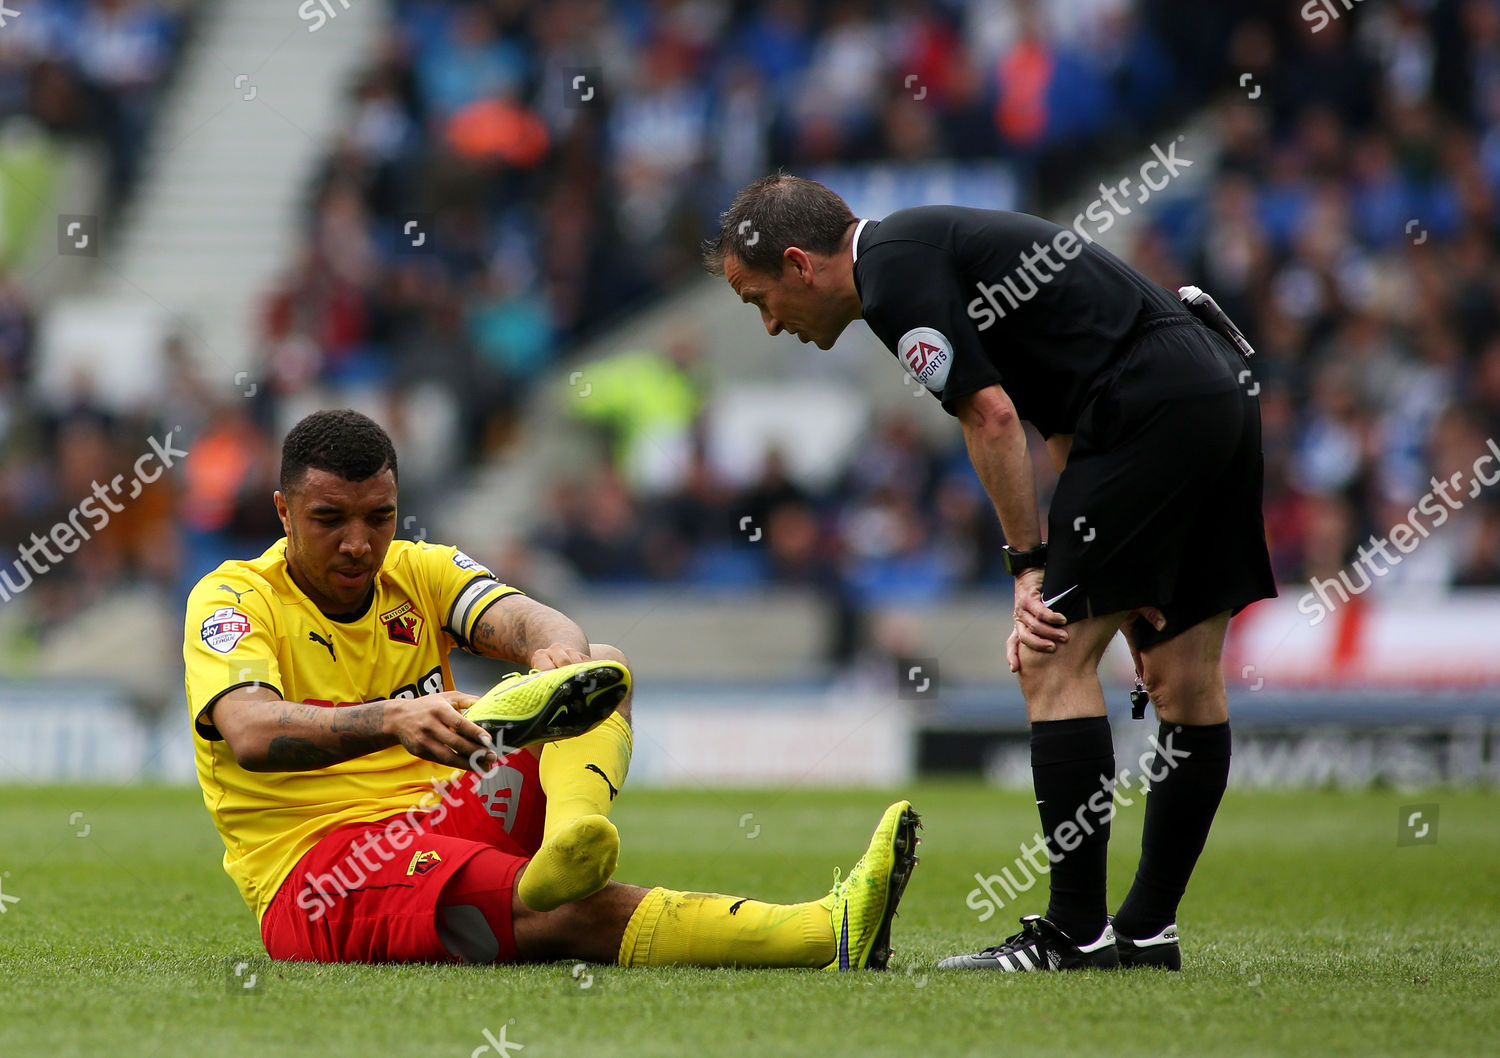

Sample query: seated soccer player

[185,409,919,968]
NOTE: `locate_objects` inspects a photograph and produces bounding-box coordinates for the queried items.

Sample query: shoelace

[825,856,870,906]
[980,919,1044,956]
[828,867,844,896]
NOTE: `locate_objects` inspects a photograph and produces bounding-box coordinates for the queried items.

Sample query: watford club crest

[380,601,424,646]
[406,850,442,876]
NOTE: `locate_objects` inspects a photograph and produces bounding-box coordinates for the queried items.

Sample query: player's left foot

[936,914,1119,971]
[466,660,630,750]
[517,814,620,911]
[821,800,921,971]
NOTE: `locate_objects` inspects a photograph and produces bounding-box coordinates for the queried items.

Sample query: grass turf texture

[1,784,1495,1058]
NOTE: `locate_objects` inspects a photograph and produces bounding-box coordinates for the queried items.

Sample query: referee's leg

[1012,612,1133,947]
[1131,610,1230,725]
[1015,614,1131,720]
[1110,609,1234,945]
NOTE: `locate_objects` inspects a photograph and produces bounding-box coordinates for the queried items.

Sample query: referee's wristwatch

[1001,542,1048,576]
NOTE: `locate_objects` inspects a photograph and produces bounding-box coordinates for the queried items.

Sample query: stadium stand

[2,1,1500,751]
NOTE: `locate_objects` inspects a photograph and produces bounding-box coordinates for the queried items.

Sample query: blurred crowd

[1137,0,1500,592]
[2,0,1500,668]
[535,0,1500,611]
[0,0,189,204]
[264,0,1181,451]
[0,0,194,647]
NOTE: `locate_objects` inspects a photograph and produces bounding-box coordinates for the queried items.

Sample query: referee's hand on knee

[1008,569,1069,672]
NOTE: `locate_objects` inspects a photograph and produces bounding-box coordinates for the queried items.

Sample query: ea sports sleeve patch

[857,238,1001,415]
[897,327,954,393]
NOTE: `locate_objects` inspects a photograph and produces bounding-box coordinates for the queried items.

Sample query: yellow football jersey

[183,537,519,920]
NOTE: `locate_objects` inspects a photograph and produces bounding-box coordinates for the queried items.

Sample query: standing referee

[705,174,1277,972]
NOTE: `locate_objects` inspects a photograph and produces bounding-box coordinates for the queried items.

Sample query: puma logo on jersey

[218,584,253,603]
[308,631,336,660]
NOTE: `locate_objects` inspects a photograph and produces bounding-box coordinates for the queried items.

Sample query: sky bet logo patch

[897,327,953,393]
[380,601,424,646]
[451,550,492,575]
[201,607,252,654]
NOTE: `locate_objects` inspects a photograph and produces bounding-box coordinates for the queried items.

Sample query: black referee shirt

[852,205,1183,438]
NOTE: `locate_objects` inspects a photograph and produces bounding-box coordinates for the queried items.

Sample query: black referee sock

[1113,721,1231,939]
[1030,716,1115,945]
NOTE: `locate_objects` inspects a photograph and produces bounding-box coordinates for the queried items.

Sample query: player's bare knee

[589,643,632,722]
[590,642,628,666]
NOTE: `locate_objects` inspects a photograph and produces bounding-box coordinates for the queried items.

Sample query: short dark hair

[280,409,398,495]
[702,171,856,276]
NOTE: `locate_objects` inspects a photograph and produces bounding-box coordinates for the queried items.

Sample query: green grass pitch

[2,783,1496,1057]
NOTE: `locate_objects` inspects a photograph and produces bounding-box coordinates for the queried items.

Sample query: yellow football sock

[539,710,632,840]
[517,712,633,911]
[617,887,836,968]
[516,815,619,911]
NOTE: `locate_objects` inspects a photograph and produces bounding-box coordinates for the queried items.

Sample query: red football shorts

[260,749,545,964]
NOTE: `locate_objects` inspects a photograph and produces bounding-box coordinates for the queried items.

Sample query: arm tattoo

[260,703,388,771]
[329,703,385,738]
[468,611,505,658]
[471,598,587,663]
[273,702,324,727]
[264,736,341,770]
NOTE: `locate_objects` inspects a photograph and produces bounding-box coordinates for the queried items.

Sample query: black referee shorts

[1040,313,1278,649]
